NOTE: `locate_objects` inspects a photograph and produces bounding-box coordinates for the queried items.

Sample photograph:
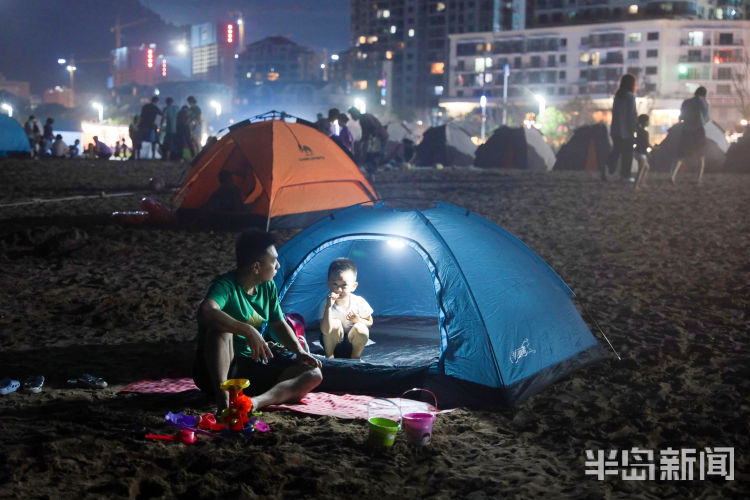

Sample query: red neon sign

[146,48,154,68]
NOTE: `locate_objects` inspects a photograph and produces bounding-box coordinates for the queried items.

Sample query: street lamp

[0,103,12,117]
[480,95,487,143]
[533,94,546,121]
[209,100,222,117]
[91,102,103,122]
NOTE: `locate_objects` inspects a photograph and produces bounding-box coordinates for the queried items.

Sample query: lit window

[434,85,444,95]
[474,58,485,72]
[358,36,366,44]
[353,80,368,90]
[390,25,397,34]
[436,2,446,11]
[377,9,390,18]
[408,29,415,37]
[628,5,638,14]
[688,31,704,47]
[485,73,493,83]
[367,36,378,43]
[628,33,641,43]
[386,51,393,59]
[431,62,445,74]
[267,72,279,81]
[485,57,493,68]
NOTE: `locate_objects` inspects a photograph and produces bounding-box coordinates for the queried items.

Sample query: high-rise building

[235,36,322,92]
[349,0,515,119]
[527,0,745,27]
[443,19,750,135]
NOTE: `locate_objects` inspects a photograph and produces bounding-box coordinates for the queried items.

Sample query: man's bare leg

[321,319,344,358]
[348,324,369,359]
[252,365,323,410]
[204,330,234,409]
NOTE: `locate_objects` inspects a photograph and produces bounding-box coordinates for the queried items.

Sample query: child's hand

[346,312,361,324]
[326,292,339,308]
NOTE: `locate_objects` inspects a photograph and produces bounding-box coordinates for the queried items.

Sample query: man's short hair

[151,96,159,103]
[638,114,649,126]
[328,257,357,278]
[236,229,275,269]
[187,96,196,104]
[166,97,174,105]
[695,86,707,97]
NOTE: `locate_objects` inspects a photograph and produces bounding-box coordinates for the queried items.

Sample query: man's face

[255,245,280,282]
[327,269,357,298]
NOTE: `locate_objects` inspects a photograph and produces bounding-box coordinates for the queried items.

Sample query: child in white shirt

[319,258,373,359]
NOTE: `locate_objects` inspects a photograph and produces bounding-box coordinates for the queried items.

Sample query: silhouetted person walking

[671,86,710,185]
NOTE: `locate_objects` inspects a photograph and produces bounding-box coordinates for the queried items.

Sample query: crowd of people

[20,95,203,162]
[606,73,711,189]
[314,107,389,173]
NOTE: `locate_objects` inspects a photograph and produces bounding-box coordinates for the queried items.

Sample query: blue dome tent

[0,115,31,158]
[274,202,606,406]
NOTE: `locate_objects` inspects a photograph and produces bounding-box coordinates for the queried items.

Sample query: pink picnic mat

[119,377,199,394]
[266,392,445,420]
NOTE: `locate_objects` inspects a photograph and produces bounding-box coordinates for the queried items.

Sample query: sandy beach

[0,159,747,499]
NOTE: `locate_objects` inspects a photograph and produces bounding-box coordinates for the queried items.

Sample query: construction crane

[111,17,151,49]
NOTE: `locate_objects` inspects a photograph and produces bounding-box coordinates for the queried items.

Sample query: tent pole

[580,301,621,361]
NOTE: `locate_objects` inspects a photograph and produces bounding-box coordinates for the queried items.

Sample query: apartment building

[443,19,750,132]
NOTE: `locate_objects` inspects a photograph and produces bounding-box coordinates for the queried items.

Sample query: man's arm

[197,298,272,362]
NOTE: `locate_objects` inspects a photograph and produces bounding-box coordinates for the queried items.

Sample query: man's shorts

[193,341,298,397]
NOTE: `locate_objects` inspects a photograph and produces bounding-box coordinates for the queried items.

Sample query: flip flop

[22,375,45,394]
[67,373,108,389]
[0,378,21,395]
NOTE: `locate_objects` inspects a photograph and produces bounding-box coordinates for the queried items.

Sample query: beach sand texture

[0,160,748,499]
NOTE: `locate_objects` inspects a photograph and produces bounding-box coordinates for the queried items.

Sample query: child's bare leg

[671,159,683,185]
[321,319,344,358]
[697,156,705,185]
[634,157,648,190]
[204,330,234,410]
[348,323,370,359]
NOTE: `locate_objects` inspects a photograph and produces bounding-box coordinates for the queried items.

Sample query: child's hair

[638,114,649,127]
[328,257,357,278]
[236,229,275,269]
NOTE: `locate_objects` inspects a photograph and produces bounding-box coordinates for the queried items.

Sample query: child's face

[327,270,357,297]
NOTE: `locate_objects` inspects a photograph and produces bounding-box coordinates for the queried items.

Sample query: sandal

[22,375,45,394]
[67,373,108,389]
[0,377,21,395]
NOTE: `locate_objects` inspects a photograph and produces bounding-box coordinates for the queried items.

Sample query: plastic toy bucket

[400,388,438,446]
[367,398,401,448]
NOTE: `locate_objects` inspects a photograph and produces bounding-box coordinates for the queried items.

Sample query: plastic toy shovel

[145,429,196,444]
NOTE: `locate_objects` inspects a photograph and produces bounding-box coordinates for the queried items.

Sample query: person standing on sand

[606,74,638,181]
[634,114,651,190]
[192,229,322,411]
[671,86,710,185]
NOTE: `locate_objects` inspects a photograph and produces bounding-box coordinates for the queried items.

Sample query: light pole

[91,102,103,122]
[0,103,12,117]
[480,95,487,143]
[209,100,222,118]
[502,63,510,125]
[58,58,76,105]
[533,94,546,121]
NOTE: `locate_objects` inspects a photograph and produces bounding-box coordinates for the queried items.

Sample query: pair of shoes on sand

[67,373,108,389]
[1,375,45,395]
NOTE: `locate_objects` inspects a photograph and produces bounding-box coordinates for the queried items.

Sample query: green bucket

[367,398,402,448]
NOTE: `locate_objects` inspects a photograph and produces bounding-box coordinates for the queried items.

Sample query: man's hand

[326,292,339,308]
[244,328,273,364]
[295,351,322,369]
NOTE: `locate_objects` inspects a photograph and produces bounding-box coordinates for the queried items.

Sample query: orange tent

[174,117,378,228]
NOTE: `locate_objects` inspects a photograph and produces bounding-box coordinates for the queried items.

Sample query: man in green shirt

[193,230,322,410]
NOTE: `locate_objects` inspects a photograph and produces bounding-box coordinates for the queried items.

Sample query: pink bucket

[400,388,438,446]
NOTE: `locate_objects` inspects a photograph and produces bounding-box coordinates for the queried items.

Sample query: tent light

[387,238,405,249]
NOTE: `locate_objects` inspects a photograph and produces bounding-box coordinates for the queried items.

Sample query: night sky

[0,0,350,95]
